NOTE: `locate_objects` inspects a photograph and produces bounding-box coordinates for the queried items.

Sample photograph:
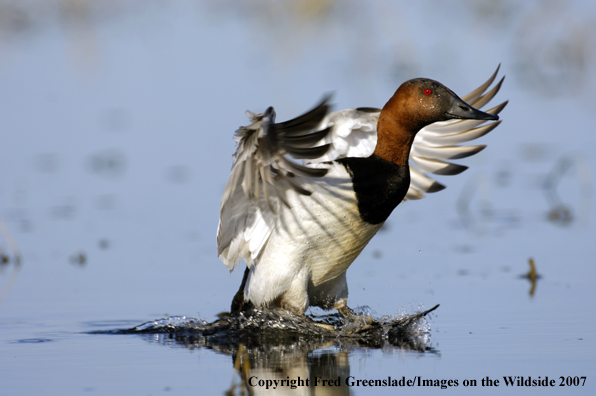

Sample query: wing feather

[410,166,446,193]
[461,64,500,103]
[411,144,487,160]
[411,155,468,175]
[419,121,501,146]
[217,98,333,271]
[468,76,505,109]
[313,108,379,162]
[405,66,506,201]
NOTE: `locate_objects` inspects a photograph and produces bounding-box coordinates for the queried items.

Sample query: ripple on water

[13,338,54,344]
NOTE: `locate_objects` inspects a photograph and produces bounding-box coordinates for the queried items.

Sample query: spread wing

[312,65,507,201]
[406,65,507,200]
[217,97,333,271]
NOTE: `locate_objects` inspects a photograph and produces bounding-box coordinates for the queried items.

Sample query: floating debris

[0,250,9,266]
[0,218,22,305]
[520,258,541,296]
[0,218,22,265]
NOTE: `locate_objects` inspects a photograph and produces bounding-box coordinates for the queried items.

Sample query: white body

[243,163,383,313]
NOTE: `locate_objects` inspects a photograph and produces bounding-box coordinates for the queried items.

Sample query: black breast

[338,155,410,225]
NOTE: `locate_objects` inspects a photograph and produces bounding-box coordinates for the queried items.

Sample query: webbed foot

[337,305,377,333]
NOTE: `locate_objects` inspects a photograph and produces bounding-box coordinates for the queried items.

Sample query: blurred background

[1,1,595,395]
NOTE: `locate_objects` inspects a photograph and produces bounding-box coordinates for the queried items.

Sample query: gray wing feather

[405,66,507,200]
[217,98,333,271]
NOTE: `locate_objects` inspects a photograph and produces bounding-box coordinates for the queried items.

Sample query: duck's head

[375,78,499,165]
[383,78,498,132]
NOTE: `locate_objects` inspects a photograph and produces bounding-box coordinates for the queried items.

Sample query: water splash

[133,316,208,332]
[97,304,439,353]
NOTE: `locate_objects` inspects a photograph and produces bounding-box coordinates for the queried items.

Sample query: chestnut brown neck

[372,84,426,166]
[372,112,415,166]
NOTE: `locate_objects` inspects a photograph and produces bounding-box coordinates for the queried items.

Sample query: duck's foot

[337,306,378,334]
[313,322,336,332]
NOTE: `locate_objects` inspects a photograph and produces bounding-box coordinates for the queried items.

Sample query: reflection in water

[102,307,438,395]
[456,175,521,235]
[226,341,351,395]
[457,148,592,234]
[543,152,592,227]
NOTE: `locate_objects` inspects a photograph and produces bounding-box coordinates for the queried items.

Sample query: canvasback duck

[217,67,507,320]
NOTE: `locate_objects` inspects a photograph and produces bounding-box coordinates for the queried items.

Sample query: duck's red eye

[424,89,432,96]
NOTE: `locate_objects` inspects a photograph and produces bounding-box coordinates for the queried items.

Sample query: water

[1,1,596,395]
